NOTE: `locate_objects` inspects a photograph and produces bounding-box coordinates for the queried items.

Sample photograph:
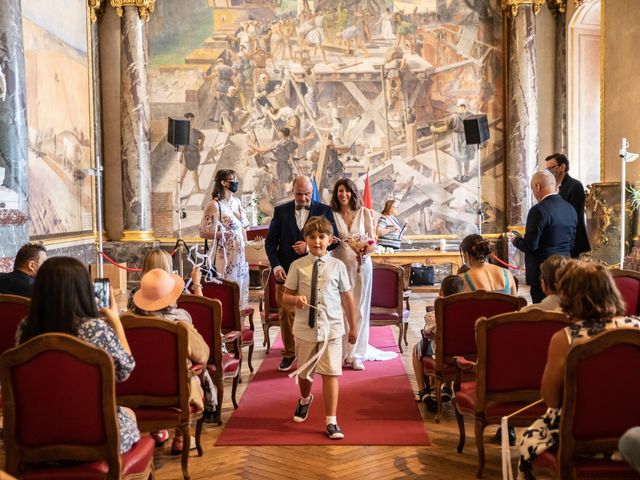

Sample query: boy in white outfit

[283,216,357,439]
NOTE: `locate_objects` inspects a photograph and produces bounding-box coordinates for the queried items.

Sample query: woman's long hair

[142,249,173,275]
[381,199,396,215]
[330,178,362,212]
[212,169,236,200]
[19,256,99,343]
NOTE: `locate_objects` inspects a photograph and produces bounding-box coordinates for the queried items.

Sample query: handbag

[409,264,435,286]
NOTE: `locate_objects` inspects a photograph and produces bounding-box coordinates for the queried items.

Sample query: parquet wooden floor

[0,292,531,479]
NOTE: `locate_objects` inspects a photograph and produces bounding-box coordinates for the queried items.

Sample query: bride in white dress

[330,179,398,370]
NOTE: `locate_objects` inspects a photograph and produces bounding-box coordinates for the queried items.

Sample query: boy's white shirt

[284,252,351,342]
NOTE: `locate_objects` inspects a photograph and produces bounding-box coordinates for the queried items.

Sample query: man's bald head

[531,170,557,202]
[293,175,313,207]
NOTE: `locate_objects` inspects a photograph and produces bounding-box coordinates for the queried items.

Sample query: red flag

[363,172,372,210]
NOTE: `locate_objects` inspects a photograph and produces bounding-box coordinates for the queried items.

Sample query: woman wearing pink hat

[131,268,210,454]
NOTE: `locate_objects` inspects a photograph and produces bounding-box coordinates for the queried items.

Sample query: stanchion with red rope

[491,254,526,272]
[99,251,142,272]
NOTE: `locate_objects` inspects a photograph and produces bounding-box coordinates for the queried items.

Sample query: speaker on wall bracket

[167,117,190,148]
[463,114,490,146]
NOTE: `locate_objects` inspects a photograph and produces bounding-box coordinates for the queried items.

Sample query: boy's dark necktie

[308,259,319,328]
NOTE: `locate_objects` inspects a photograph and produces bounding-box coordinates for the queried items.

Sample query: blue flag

[311,176,320,202]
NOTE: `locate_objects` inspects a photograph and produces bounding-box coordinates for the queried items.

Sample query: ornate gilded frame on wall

[21,0,97,244]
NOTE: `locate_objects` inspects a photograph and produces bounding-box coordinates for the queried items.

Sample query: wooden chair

[612,269,640,316]
[0,294,30,357]
[533,328,640,479]
[177,294,241,425]
[370,263,410,352]
[453,310,573,477]
[0,333,154,479]
[426,291,527,422]
[200,279,255,372]
[116,314,204,480]
[259,268,280,354]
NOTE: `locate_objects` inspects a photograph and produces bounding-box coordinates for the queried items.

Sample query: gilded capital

[547,0,566,14]
[88,0,105,23]
[109,0,156,21]
[501,0,545,17]
[573,0,585,6]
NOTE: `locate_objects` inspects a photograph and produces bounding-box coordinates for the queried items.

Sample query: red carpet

[216,327,431,446]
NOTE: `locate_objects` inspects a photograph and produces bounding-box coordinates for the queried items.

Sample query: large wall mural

[21,0,93,238]
[148,0,504,238]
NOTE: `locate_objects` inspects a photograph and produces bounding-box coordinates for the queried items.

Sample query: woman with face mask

[199,169,250,307]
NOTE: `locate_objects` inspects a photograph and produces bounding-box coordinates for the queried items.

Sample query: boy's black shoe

[326,423,344,439]
[279,356,295,372]
[293,395,313,423]
[425,394,438,412]
[415,387,430,403]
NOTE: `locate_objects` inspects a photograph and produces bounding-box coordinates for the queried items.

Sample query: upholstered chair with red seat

[370,263,410,352]
[612,269,640,316]
[0,294,30,357]
[0,333,154,479]
[453,310,573,478]
[117,314,204,480]
[200,279,255,372]
[177,295,240,425]
[427,291,526,423]
[533,328,640,479]
[259,269,280,354]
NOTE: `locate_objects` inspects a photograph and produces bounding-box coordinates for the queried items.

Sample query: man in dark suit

[265,175,339,371]
[512,170,577,303]
[0,243,47,297]
[545,153,590,257]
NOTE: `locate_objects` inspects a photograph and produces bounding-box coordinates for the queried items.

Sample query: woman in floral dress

[200,169,250,308]
[17,256,140,454]
[517,260,640,479]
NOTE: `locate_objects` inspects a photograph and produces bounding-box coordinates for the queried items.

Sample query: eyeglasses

[546,164,559,172]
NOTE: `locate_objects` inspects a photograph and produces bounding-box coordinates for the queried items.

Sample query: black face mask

[228,181,239,193]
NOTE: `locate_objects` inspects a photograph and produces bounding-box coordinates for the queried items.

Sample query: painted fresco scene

[21,0,93,237]
[148,0,504,238]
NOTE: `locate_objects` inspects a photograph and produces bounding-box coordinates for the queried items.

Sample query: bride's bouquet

[344,234,376,273]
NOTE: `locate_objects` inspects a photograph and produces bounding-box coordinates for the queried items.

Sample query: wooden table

[371,249,463,293]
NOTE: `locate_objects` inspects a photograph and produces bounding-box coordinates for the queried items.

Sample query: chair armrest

[453,356,476,392]
[224,331,241,342]
[258,295,264,312]
[241,307,255,331]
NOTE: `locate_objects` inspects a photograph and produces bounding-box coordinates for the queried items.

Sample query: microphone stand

[175,145,188,278]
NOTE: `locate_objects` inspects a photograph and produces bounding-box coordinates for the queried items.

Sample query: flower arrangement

[344,234,376,273]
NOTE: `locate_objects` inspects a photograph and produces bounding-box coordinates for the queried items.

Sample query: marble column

[553,11,567,153]
[504,2,540,227]
[118,5,154,241]
[0,0,30,269]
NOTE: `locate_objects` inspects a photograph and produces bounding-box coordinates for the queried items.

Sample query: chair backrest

[177,294,223,367]
[558,328,640,479]
[261,268,278,314]
[116,314,190,416]
[0,333,121,477]
[435,291,526,367]
[475,310,573,407]
[611,269,640,316]
[371,263,404,313]
[0,294,31,357]
[201,279,242,333]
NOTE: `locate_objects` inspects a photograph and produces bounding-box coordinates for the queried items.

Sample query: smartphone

[94,278,110,309]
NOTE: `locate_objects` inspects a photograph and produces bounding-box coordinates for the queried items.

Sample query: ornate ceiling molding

[501,0,546,17]
[109,0,156,21]
[547,0,567,15]
[88,0,105,23]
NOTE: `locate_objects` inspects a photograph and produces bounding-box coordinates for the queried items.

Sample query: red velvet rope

[491,254,526,271]
[99,251,142,272]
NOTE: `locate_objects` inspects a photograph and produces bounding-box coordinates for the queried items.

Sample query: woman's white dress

[380,12,395,40]
[215,196,250,308]
[332,207,398,363]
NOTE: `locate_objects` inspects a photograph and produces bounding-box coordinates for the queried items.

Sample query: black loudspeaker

[167,117,190,147]
[463,114,490,145]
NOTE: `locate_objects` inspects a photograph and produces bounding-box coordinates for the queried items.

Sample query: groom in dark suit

[265,176,339,371]
[512,170,577,303]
